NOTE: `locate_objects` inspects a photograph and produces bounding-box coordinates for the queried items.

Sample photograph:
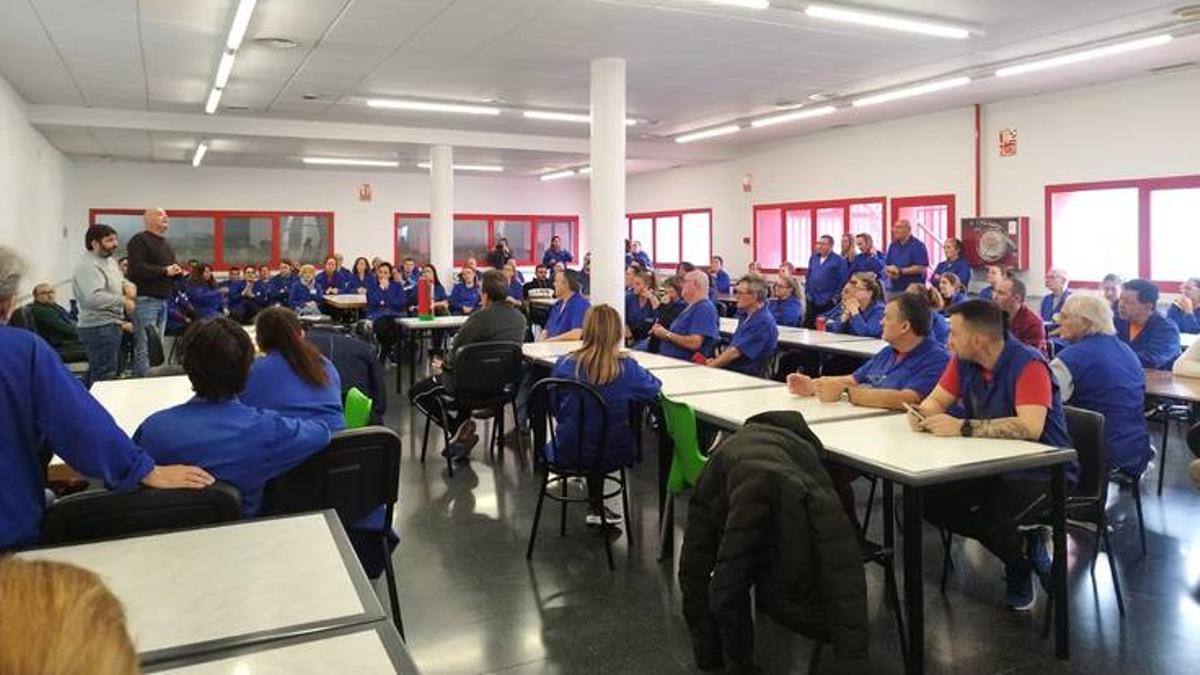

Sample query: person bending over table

[540,268,590,342]
[449,266,482,316]
[547,305,661,526]
[788,292,950,520]
[993,276,1046,356]
[706,275,777,376]
[244,307,345,432]
[1117,278,1181,370]
[651,270,721,361]
[804,235,848,328]
[1049,294,1151,480]
[308,324,388,425]
[909,299,1074,611]
[412,271,527,462]
[0,246,213,551]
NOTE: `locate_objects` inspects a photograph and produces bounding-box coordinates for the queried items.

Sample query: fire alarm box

[960,217,1029,269]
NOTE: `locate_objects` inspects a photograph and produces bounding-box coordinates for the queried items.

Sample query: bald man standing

[126,208,184,376]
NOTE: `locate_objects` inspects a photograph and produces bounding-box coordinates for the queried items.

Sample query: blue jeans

[133,296,167,377]
[77,323,123,387]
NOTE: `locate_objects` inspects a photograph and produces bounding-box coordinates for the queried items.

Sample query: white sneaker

[586,507,623,526]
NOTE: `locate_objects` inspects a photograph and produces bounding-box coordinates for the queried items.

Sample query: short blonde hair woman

[547,305,662,525]
[0,558,138,675]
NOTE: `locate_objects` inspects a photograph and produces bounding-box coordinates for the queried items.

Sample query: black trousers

[923,477,1050,574]
[409,374,470,433]
[373,317,400,360]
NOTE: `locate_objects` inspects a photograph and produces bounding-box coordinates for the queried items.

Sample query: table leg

[1158,411,1169,496]
[1051,464,1069,660]
[409,328,419,389]
[903,486,924,675]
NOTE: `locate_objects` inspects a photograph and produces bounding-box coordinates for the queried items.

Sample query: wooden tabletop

[1144,368,1200,402]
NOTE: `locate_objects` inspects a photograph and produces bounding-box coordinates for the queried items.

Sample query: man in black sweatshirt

[126,208,184,376]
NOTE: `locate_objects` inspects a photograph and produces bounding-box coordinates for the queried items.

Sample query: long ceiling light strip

[302,157,400,167]
[700,0,771,9]
[416,162,504,172]
[750,105,836,128]
[367,99,501,115]
[226,0,258,51]
[995,34,1174,77]
[205,0,257,116]
[191,141,208,168]
[539,166,591,181]
[851,76,971,107]
[523,110,637,126]
[805,3,971,40]
[675,124,741,143]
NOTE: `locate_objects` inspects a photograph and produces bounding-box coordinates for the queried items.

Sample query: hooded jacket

[678,411,868,670]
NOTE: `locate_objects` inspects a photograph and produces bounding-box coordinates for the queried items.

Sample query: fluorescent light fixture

[522,110,637,126]
[577,166,592,175]
[226,0,258,51]
[367,99,501,115]
[191,141,208,168]
[703,0,771,9]
[416,162,504,172]
[302,157,400,167]
[995,34,1173,77]
[851,76,971,107]
[750,105,837,128]
[214,51,237,89]
[675,124,741,143]
[805,3,970,40]
[539,170,577,181]
[204,88,222,115]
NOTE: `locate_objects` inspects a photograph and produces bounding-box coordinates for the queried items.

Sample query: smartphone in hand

[903,402,927,424]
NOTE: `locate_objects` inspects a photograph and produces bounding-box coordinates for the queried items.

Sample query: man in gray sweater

[409,269,527,460]
[72,224,134,385]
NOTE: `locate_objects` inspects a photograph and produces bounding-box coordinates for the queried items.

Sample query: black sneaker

[1024,527,1053,592]
[586,506,623,526]
[1005,568,1036,611]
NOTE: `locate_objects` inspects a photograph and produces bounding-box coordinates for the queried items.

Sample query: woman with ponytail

[243,306,344,431]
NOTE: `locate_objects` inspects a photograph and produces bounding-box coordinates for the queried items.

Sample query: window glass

[630,217,654,262]
[396,216,430,264]
[165,216,216,265]
[453,218,490,266]
[280,214,330,266]
[849,202,884,250]
[91,214,144,259]
[1050,188,1139,282]
[536,219,577,263]
[754,208,782,270]
[494,219,533,264]
[785,209,812,267]
[1150,188,1200,282]
[897,204,949,274]
[815,207,844,246]
[681,212,712,265]
[222,216,273,267]
[654,215,681,265]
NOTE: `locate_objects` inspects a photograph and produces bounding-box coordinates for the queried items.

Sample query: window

[625,209,713,269]
[87,210,334,270]
[393,213,580,267]
[1046,175,1200,287]
[753,197,885,272]
[891,195,955,277]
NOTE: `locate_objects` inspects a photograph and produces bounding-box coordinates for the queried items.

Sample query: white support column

[589,57,627,320]
[429,145,454,278]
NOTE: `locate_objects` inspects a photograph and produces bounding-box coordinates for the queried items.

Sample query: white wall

[66,162,590,266]
[629,68,1200,296]
[0,74,71,297]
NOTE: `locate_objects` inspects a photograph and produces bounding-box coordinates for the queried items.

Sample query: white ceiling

[5,0,1200,173]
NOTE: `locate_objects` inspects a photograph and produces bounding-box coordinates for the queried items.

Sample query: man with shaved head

[126,207,184,376]
[651,269,721,362]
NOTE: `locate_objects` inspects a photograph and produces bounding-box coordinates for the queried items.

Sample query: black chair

[260,427,405,638]
[413,342,524,475]
[40,483,242,546]
[525,378,631,571]
[147,324,167,367]
[8,304,37,332]
[1147,400,1194,495]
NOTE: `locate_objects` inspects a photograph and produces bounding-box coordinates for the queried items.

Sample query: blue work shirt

[1118,312,1181,370]
[545,292,591,338]
[929,311,949,345]
[931,258,971,288]
[508,278,524,301]
[185,282,225,320]
[943,292,968,311]
[346,273,376,296]
[268,273,294,304]
[134,397,330,516]
[662,299,721,360]
[978,286,994,301]
[315,270,351,295]
[712,269,732,294]
[824,301,885,338]
[767,295,804,327]
[806,253,848,307]
[287,281,321,311]
[1167,304,1200,334]
[0,328,156,550]
[221,280,247,309]
[242,351,345,432]
[1040,291,1072,323]
[542,247,574,269]
[249,280,272,305]
[726,306,778,376]
[449,282,482,315]
[849,252,885,277]
[851,336,949,398]
[546,355,661,472]
[365,281,406,321]
[884,237,930,292]
[626,251,652,269]
[625,292,656,340]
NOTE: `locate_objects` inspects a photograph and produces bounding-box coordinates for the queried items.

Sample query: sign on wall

[357,183,373,202]
[999,128,1017,157]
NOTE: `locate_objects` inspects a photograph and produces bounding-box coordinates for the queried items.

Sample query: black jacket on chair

[678,411,868,671]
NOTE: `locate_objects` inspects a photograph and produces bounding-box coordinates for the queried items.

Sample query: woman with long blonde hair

[547,305,661,526]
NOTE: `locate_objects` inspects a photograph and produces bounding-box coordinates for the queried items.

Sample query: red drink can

[815,316,826,331]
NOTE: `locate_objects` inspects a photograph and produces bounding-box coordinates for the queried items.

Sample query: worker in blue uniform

[767,276,804,328]
[184,263,226,320]
[709,255,732,294]
[824,273,886,338]
[541,235,574,270]
[541,268,591,342]
[804,234,848,328]
[243,307,345,431]
[707,275,777,376]
[651,270,721,361]
[883,219,929,294]
[1117,279,1181,369]
[849,232,885,276]
[268,260,296,305]
[930,238,972,289]
[287,264,322,316]
[1167,277,1200,334]
[624,271,659,342]
[1040,268,1072,323]
[315,256,352,295]
[0,247,212,550]
[449,266,483,315]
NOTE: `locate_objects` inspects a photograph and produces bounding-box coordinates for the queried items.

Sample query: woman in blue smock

[824,273,885,338]
[287,264,322,316]
[184,263,226,320]
[548,305,661,526]
[243,307,344,431]
[767,276,804,327]
[937,272,968,313]
[931,238,971,288]
[367,262,408,359]
[449,266,482,315]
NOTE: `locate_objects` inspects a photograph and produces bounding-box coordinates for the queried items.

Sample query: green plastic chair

[343,387,373,430]
[659,394,709,560]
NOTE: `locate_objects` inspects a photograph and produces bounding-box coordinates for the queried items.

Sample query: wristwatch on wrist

[838,389,850,404]
[961,419,973,437]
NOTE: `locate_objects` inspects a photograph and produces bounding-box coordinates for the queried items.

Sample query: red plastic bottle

[417,278,432,318]
[815,316,826,331]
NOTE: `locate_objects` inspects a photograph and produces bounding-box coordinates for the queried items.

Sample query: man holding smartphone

[908,299,1074,612]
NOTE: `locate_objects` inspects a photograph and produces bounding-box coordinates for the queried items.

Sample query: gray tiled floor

[379,369,1200,674]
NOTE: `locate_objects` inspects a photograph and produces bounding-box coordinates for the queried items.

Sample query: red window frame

[1046,174,1200,289]
[87,208,335,271]
[393,212,580,268]
[751,196,886,273]
[625,208,714,270]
